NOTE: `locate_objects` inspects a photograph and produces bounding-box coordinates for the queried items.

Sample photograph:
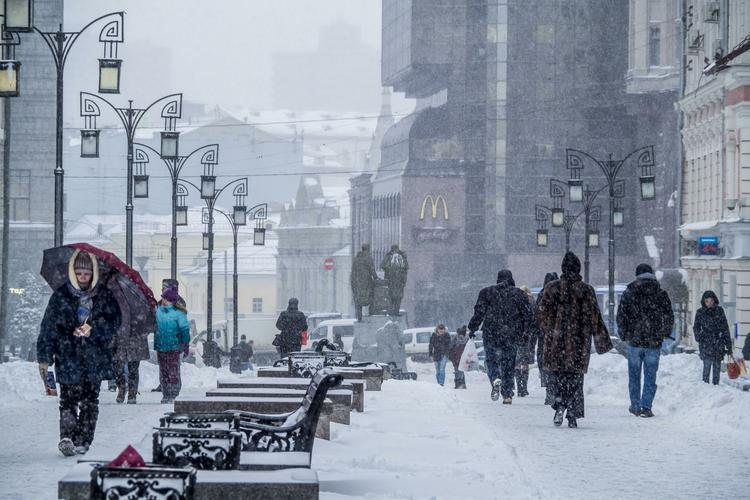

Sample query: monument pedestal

[351,315,407,371]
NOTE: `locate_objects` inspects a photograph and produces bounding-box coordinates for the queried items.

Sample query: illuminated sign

[697,236,720,256]
[419,195,448,220]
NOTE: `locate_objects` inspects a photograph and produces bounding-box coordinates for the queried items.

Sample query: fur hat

[74,252,93,272]
[561,252,581,278]
[162,286,180,303]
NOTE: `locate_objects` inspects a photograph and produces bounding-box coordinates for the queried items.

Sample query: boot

[567,416,578,428]
[115,385,126,404]
[553,408,564,427]
[127,387,137,404]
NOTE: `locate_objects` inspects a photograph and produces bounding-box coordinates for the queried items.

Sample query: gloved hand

[468,331,476,340]
[181,343,190,358]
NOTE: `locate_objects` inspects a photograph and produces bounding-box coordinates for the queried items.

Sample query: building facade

[678,0,750,349]
[350,0,680,329]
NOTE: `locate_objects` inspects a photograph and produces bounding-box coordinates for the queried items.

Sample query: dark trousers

[550,371,585,418]
[114,360,140,395]
[59,380,101,447]
[354,304,364,322]
[484,343,517,398]
[702,358,721,385]
[514,368,529,395]
[454,369,465,388]
[157,351,182,400]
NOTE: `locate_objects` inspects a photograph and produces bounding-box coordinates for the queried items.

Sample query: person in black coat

[693,290,732,385]
[274,298,308,356]
[428,324,452,386]
[515,286,539,397]
[37,250,121,457]
[616,263,674,417]
[468,269,533,404]
[536,272,558,404]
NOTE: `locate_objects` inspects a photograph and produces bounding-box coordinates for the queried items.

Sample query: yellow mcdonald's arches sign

[419,195,448,220]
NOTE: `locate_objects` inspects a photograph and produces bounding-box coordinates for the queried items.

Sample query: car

[401,327,436,361]
[306,318,356,353]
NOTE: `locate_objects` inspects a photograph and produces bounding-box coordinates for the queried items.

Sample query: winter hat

[635,263,654,276]
[162,279,179,292]
[74,252,93,273]
[543,272,559,286]
[496,269,515,286]
[288,297,299,311]
[162,286,179,303]
[561,251,581,278]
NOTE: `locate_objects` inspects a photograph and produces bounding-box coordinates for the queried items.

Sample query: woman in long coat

[537,252,612,428]
[693,290,732,385]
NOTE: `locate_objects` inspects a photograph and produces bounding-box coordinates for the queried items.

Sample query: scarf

[67,281,97,326]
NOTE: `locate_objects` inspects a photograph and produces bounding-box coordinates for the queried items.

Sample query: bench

[205,387,353,425]
[152,427,243,470]
[58,461,318,500]
[258,366,380,390]
[217,378,365,413]
[159,412,240,431]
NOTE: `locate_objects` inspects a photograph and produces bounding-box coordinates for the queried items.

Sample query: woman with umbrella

[37,249,121,456]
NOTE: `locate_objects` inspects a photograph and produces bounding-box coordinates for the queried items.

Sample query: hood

[287,298,299,311]
[701,290,719,308]
[496,269,515,287]
[561,252,581,280]
[543,272,559,286]
[67,248,100,290]
[629,273,661,295]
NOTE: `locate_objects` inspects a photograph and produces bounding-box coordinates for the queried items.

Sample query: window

[10,170,30,221]
[332,325,354,338]
[310,326,326,340]
[252,297,263,313]
[416,332,432,344]
[649,26,661,67]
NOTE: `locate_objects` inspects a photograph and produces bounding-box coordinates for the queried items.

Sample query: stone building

[350,0,680,329]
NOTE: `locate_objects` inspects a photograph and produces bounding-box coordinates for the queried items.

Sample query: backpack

[389,252,405,269]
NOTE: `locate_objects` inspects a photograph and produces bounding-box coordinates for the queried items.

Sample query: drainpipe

[675,0,687,268]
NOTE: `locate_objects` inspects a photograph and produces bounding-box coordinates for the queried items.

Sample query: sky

[63,0,410,117]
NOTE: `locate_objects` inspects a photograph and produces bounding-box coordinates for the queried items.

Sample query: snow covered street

[1,354,748,499]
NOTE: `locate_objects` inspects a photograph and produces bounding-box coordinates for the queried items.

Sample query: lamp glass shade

[133,175,149,198]
[98,59,122,94]
[588,231,600,248]
[0,60,20,97]
[4,0,33,32]
[613,209,624,227]
[536,229,548,247]
[175,206,188,226]
[161,131,180,159]
[551,209,564,227]
[201,175,216,199]
[233,206,247,226]
[568,179,583,202]
[80,129,100,158]
[640,175,656,200]
[202,232,211,251]
[253,227,266,246]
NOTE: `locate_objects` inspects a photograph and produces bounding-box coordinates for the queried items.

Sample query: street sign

[323,257,335,271]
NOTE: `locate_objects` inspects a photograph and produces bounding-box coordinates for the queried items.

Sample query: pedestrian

[155,286,190,404]
[274,298,308,356]
[449,325,470,389]
[616,263,674,417]
[693,290,733,385]
[428,324,452,386]
[536,272,558,405]
[111,295,151,404]
[537,252,612,428]
[333,332,345,351]
[515,286,539,397]
[37,249,121,456]
[743,331,750,361]
[238,334,254,371]
[468,269,534,404]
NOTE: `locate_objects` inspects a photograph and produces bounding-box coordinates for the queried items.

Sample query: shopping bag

[736,356,748,377]
[458,339,478,372]
[726,355,740,380]
[300,330,308,346]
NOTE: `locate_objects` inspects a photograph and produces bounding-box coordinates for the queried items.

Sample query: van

[307,319,356,353]
[401,327,436,360]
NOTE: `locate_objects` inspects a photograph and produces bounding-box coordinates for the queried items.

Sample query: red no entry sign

[323,257,335,270]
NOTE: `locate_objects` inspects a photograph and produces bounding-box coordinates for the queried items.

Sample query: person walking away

[238,335,254,371]
[693,290,733,385]
[468,269,533,405]
[449,326,470,388]
[37,250,121,456]
[616,263,674,417]
[155,286,190,404]
[515,286,540,397]
[536,272,558,404]
[275,298,308,356]
[429,324,452,386]
[111,288,151,404]
[537,252,612,428]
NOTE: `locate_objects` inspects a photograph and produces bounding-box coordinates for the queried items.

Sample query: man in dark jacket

[693,290,733,385]
[468,269,533,404]
[616,263,674,418]
[536,272,558,404]
[428,324,452,386]
[275,298,308,356]
[37,250,121,456]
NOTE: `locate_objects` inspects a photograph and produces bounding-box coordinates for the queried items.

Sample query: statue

[376,320,407,371]
[381,244,408,317]
[350,244,378,322]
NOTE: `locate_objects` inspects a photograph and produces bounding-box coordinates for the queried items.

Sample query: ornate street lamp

[202,232,211,251]
[568,178,583,203]
[587,230,600,248]
[98,58,122,93]
[0,60,20,96]
[161,131,180,159]
[536,229,548,247]
[133,174,149,198]
[201,175,216,199]
[254,225,266,246]
[233,205,247,226]
[3,0,33,32]
[613,206,624,227]
[175,205,188,226]
[80,129,100,158]
[639,174,656,200]
[551,208,564,227]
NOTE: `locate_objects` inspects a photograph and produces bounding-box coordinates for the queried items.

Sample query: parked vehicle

[401,327,437,361]
[307,312,344,331]
[306,319,356,353]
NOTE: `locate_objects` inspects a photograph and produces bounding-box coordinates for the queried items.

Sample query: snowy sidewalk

[1,354,749,499]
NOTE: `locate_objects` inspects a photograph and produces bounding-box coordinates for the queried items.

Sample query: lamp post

[179,176,248,350]
[132,142,219,279]
[212,203,268,346]
[3,3,125,246]
[565,145,656,333]
[79,92,183,266]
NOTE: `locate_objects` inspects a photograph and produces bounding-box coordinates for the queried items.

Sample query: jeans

[627,345,660,411]
[483,343,517,398]
[434,356,448,385]
[703,358,721,385]
[59,380,101,447]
